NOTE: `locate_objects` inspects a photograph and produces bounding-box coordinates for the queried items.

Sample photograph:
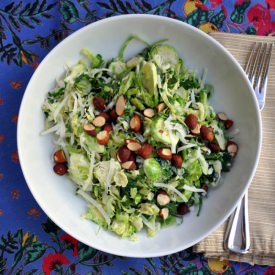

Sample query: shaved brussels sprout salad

[42,35,238,240]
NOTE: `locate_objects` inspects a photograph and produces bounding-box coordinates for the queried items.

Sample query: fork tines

[244,42,273,110]
[245,42,273,91]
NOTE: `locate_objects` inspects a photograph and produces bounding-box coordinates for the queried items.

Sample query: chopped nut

[157,193,170,206]
[137,143,153,159]
[226,141,238,157]
[92,116,106,127]
[159,208,169,220]
[185,114,198,130]
[143,108,155,118]
[157,148,172,160]
[130,114,141,132]
[191,124,201,135]
[126,140,142,151]
[224,119,234,130]
[201,146,210,153]
[171,154,183,168]
[110,109,118,121]
[116,95,126,116]
[93,96,105,111]
[98,112,110,122]
[117,146,131,163]
[156,102,166,113]
[53,163,68,176]
[209,143,220,153]
[96,130,110,145]
[217,112,228,121]
[103,124,113,133]
[53,149,67,164]
[83,123,96,137]
[200,125,214,142]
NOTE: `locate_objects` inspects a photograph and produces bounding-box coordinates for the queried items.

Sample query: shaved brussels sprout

[143,158,162,181]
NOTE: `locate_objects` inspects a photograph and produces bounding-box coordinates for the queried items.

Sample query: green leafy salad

[42,36,238,240]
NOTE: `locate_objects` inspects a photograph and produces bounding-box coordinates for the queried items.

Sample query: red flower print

[27,207,41,218]
[247,4,272,35]
[210,0,222,8]
[222,5,228,17]
[0,97,3,105]
[11,115,18,123]
[42,253,70,275]
[32,62,40,70]
[11,189,20,199]
[10,81,22,89]
[11,151,19,163]
[265,0,275,10]
[60,234,79,256]
[0,209,4,216]
[0,134,4,143]
[0,173,4,181]
[264,267,275,275]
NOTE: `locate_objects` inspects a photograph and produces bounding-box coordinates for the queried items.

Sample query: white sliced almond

[227,141,238,157]
[217,112,228,121]
[116,95,126,116]
[92,116,106,127]
[143,108,155,118]
[96,130,109,145]
[127,140,142,151]
[159,208,169,220]
[83,123,96,136]
[156,102,166,113]
[157,193,170,206]
[130,114,141,132]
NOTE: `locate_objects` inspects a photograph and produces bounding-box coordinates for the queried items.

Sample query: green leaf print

[210,8,227,28]
[78,243,96,262]
[24,242,48,265]
[187,8,213,27]
[60,0,79,23]
[246,26,256,34]
[230,0,251,24]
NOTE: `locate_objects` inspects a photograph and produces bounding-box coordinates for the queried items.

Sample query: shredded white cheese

[177,143,197,153]
[164,116,178,154]
[53,94,69,121]
[40,124,59,135]
[183,185,206,193]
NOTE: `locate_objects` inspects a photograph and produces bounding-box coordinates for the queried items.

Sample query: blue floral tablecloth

[1,0,275,274]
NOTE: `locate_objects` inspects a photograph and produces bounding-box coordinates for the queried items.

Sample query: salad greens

[42,36,237,240]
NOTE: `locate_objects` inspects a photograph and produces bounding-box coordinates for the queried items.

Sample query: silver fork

[224,42,273,254]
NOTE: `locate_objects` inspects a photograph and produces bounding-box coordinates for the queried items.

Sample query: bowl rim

[17,14,262,257]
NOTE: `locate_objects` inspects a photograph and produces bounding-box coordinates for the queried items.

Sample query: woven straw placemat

[193,33,275,266]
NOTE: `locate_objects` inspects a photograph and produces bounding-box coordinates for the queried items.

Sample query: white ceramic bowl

[18,14,261,257]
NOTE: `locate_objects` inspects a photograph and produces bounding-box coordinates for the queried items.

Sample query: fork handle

[224,192,250,254]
